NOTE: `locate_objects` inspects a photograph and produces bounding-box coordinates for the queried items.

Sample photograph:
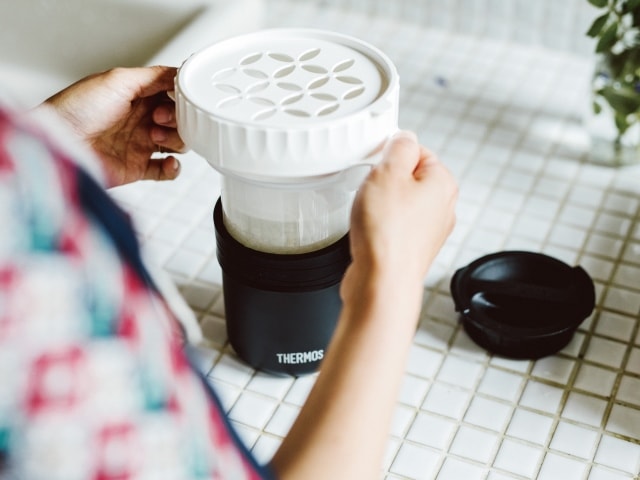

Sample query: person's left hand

[41,66,184,187]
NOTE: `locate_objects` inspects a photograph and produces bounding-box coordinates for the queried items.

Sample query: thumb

[379,131,421,176]
[412,146,440,181]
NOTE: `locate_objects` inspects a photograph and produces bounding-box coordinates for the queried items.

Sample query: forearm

[270,267,424,480]
[270,132,457,479]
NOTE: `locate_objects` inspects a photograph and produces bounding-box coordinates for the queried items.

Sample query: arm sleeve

[0,107,274,480]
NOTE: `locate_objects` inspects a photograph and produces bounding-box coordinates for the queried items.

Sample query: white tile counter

[110,1,640,478]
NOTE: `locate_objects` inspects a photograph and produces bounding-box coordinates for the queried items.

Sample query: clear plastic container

[220,167,367,254]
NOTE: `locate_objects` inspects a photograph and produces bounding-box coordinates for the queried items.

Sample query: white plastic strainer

[175,28,399,180]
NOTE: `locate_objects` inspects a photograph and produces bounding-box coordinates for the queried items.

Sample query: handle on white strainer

[337,132,392,191]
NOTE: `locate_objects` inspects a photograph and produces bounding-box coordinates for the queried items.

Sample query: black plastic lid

[450,251,595,359]
[214,199,351,291]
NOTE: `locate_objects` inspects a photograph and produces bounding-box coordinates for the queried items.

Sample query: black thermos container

[213,199,351,376]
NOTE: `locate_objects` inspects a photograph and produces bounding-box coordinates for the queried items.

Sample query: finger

[379,130,420,176]
[419,146,437,165]
[413,147,440,180]
[150,126,185,153]
[153,103,177,128]
[143,156,181,181]
[414,152,458,209]
[125,65,178,99]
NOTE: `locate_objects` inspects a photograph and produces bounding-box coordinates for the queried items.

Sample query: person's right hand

[343,131,457,299]
[271,131,457,480]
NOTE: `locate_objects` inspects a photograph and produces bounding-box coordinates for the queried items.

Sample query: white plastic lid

[175,28,399,180]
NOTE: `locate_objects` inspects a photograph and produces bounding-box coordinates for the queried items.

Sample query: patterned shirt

[0,106,273,480]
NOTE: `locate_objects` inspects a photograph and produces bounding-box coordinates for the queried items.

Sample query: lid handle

[466,265,594,315]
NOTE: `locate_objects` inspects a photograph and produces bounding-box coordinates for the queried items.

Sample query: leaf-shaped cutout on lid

[311,93,337,102]
[240,53,263,65]
[217,97,242,109]
[269,52,295,62]
[302,64,328,74]
[284,109,311,117]
[214,84,241,94]
[299,48,321,61]
[336,76,363,85]
[343,86,365,100]
[308,77,329,89]
[277,82,303,91]
[274,65,296,78]
[253,109,277,121]
[249,97,275,106]
[317,104,339,116]
[243,68,268,79]
[211,67,236,81]
[282,93,304,105]
[333,59,355,72]
[247,82,269,94]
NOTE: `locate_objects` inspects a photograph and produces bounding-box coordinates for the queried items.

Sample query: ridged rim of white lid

[176,28,398,130]
[175,28,399,178]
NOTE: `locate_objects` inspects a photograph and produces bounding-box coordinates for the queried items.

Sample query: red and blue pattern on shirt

[0,107,271,480]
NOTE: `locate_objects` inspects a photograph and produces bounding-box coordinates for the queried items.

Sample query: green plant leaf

[587,12,610,37]
[593,100,603,114]
[615,111,630,135]
[628,0,640,11]
[632,8,640,29]
[600,84,640,115]
[609,51,630,78]
[588,0,608,7]
[596,22,620,52]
